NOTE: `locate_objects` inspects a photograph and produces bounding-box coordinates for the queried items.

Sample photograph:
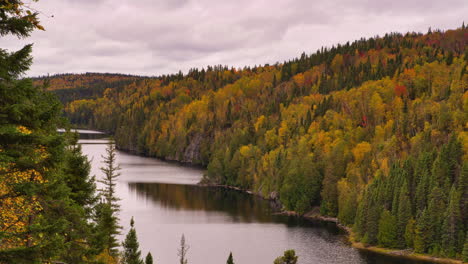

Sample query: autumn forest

[1,0,468,262]
[40,25,468,261]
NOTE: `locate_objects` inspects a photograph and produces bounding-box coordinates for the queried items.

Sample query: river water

[79,134,434,264]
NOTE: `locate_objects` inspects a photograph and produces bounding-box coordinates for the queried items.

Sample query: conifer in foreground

[122,217,144,264]
[226,252,234,264]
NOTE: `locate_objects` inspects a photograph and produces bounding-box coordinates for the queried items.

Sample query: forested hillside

[59,26,467,260]
[33,73,148,104]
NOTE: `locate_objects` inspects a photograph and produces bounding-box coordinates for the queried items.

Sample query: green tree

[122,217,144,264]
[145,252,153,264]
[63,141,97,211]
[226,252,234,264]
[60,140,99,263]
[93,141,121,257]
[377,210,398,248]
[414,209,431,253]
[404,218,416,249]
[273,249,298,264]
[396,182,412,247]
[463,234,468,262]
[99,140,121,210]
[441,186,463,257]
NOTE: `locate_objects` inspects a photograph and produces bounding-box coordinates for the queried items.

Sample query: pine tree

[122,217,144,264]
[145,252,153,264]
[226,252,234,264]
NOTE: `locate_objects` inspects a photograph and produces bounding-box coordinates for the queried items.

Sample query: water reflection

[129,183,343,228]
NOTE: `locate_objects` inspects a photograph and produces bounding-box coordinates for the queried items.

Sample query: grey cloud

[3,0,465,77]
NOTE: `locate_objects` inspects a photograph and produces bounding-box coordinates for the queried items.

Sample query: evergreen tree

[414,209,431,253]
[226,252,234,264]
[273,250,298,264]
[441,186,463,257]
[463,234,468,262]
[364,200,381,245]
[145,252,153,264]
[93,141,122,257]
[99,140,121,210]
[122,217,144,264]
[425,187,446,254]
[404,218,416,249]
[60,140,100,263]
[63,142,97,211]
[396,182,412,247]
[377,210,398,248]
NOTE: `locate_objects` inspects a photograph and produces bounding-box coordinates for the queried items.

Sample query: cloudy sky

[4,0,467,77]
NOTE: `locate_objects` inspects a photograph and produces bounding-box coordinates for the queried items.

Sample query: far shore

[200,181,464,264]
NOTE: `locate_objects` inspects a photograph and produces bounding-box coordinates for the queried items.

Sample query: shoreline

[199,182,464,264]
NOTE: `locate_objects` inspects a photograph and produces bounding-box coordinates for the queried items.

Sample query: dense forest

[56,25,468,260]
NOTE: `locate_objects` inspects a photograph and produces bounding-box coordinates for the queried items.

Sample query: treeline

[60,25,467,259]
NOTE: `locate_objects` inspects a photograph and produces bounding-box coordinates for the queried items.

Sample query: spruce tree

[145,252,153,264]
[404,218,416,249]
[94,141,122,257]
[425,187,446,254]
[441,186,463,257]
[414,209,430,253]
[226,252,234,264]
[396,182,412,247]
[462,234,468,262]
[122,217,144,264]
[377,210,398,248]
[365,200,381,245]
[99,140,121,210]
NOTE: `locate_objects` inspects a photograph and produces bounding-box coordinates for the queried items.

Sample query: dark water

[78,132,435,264]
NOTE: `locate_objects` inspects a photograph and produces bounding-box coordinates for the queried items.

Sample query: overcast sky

[3,0,467,77]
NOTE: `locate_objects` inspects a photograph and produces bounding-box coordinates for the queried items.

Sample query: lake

[79,133,435,264]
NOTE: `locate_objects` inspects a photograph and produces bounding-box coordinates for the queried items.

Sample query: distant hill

[33,72,149,103]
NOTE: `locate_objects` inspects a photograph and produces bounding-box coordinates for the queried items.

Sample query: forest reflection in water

[128,182,342,231]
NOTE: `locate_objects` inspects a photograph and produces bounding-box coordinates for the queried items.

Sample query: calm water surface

[79,133,434,264]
